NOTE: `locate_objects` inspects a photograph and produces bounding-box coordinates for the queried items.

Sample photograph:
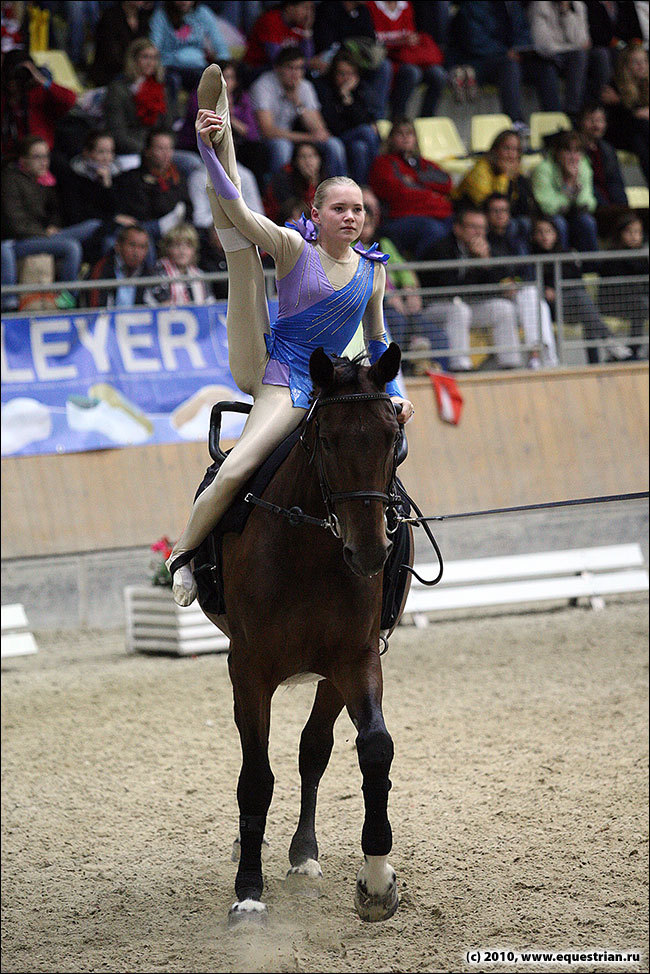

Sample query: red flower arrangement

[150,536,174,587]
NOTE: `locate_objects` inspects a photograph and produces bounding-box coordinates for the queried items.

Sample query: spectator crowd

[1,0,648,366]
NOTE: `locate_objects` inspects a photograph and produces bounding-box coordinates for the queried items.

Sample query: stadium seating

[625,186,649,209]
[529,111,572,150]
[470,114,512,154]
[413,117,473,174]
[32,49,84,94]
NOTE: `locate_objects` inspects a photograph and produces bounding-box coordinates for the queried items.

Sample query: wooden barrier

[1,363,648,559]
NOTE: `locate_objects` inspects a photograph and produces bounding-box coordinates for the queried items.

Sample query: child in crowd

[530,216,632,364]
[146,222,212,305]
[599,211,648,360]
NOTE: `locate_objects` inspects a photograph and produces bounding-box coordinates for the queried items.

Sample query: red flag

[426,370,464,425]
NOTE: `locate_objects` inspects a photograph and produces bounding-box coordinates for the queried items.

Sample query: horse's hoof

[231,835,270,863]
[227,899,268,928]
[285,859,323,898]
[354,860,399,922]
[355,878,399,922]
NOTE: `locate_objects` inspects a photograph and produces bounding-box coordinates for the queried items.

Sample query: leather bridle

[301,391,402,539]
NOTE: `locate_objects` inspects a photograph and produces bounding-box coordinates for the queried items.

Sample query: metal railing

[2,248,647,370]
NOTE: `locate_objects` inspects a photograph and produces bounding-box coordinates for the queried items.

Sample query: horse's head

[307,344,402,577]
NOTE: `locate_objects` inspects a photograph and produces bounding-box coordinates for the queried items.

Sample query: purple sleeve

[196,136,240,200]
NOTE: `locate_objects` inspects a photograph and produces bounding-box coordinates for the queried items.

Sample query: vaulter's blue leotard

[263,233,395,408]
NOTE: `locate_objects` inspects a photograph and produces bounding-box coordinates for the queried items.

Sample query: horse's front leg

[336,653,399,923]
[229,656,274,926]
[287,679,344,891]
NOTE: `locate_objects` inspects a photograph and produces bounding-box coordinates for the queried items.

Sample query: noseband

[301,391,401,538]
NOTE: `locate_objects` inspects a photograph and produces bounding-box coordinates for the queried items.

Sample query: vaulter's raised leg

[166,66,273,604]
[197,63,269,393]
[287,680,345,888]
[228,658,274,925]
[333,654,398,922]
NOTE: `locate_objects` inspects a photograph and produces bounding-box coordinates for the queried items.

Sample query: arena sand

[1,598,648,974]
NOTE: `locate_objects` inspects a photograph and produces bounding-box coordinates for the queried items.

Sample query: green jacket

[379,236,418,291]
[531,156,596,216]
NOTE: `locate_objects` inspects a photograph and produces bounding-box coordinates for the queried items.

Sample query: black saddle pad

[193,424,302,615]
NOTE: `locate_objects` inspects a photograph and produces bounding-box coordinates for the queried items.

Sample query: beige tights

[169,103,306,587]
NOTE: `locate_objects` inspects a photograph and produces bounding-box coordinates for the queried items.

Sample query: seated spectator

[176,59,268,191]
[1,1,28,55]
[418,205,524,371]
[531,130,599,254]
[445,1,532,128]
[90,1,152,87]
[104,39,173,160]
[312,0,392,120]
[453,128,533,245]
[599,210,648,359]
[586,1,645,96]
[1,136,102,294]
[146,222,211,305]
[360,185,450,372]
[30,1,101,73]
[113,128,192,259]
[243,1,316,81]
[315,52,379,183]
[249,46,347,178]
[148,0,229,105]
[368,117,453,259]
[263,141,325,223]
[367,0,446,119]
[601,43,649,184]
[57,130,140,264]
[576,101,629,237]
[530,215,631,363]
[198,224,228,299]
[1,49,76,163]
[526,0,590,119]
[486,193,559,368]
[86,223,153,308]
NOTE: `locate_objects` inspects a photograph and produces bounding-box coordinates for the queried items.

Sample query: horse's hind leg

[335,655,399,922]
[229,661,274,926]
[287,679,344,889]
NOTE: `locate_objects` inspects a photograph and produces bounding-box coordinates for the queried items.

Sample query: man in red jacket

[368,117,453,259]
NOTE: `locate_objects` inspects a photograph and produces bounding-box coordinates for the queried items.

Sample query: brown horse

[204,343,405,925]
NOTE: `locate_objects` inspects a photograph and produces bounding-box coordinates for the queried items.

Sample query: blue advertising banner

[0,302,271,457]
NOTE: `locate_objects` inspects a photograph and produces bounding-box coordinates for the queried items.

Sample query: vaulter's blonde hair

[312,176,361,210]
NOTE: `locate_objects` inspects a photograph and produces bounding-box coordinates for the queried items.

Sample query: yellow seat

[626,186,649,209]
[470,114,513,154]
[520,152,543,176]
[529,112,572,150]
[32,49,84,94]
[377,119,392,142]
[413,116,473,174]
[414,116,467,162]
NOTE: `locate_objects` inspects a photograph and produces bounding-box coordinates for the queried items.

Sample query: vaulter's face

[313,186,365,242]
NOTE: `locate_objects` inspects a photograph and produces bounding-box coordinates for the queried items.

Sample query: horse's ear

[309,346,335,392]
[368,342,401,389]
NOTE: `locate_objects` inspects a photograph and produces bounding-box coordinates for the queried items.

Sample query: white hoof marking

[355,855,399,922]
